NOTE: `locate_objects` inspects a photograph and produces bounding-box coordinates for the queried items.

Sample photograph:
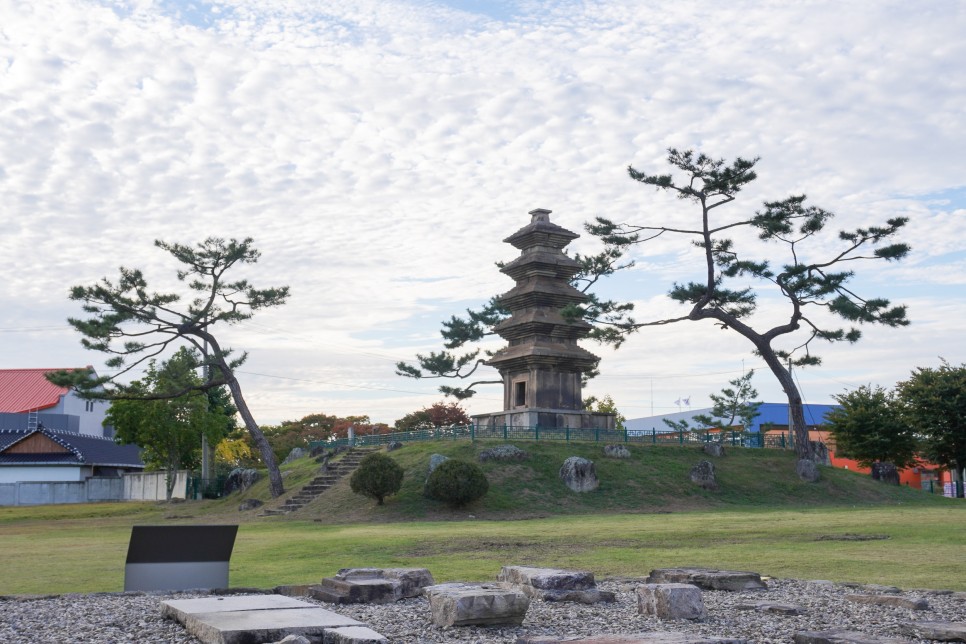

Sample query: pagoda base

[472,408,615,431]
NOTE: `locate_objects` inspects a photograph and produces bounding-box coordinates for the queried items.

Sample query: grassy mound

[278,440,947,523]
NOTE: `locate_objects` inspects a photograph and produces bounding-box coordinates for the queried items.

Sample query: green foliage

[349,453,405,505]
[394,402,471,431]
[107,348,234,499]
[425,459,489,508]
[46,236,291,498]
[583,148,911,459]
[584,394,626,430]
[825,385,919,470]
[693,371,762,437]
[897,360,966,487]
[259,413,386,463]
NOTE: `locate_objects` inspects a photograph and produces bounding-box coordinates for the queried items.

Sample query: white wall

[56,392,110,437]
[0,465,88,483]
[123,471,188,500]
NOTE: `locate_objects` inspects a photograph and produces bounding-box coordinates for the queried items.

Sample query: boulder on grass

[796,458,821,483]
[427,454,449,477]
[702,443,725,458]
[603,444,631,459]
[479,444,529,462]
[238,498,263,512]
[560,456,599,492]
[224,468,260,494]
[282,447,307,464]
[689,460,717,490]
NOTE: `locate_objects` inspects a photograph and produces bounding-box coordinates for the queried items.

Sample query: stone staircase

[261,447,379,516]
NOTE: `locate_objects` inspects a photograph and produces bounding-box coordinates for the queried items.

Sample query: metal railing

[310,424,799,451]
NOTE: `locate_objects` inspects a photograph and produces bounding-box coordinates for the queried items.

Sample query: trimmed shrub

[425,459,489,508]
[349,453,404,505]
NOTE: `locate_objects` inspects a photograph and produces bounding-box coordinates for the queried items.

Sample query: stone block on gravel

[735,601,805,615]
[322,626,388,643]
[311,568,434,604]
[841,583,902,594]
[274,584,313,597]
[275,635,312,644]
[636,583,707,620]
[646,568,767,591]
[498,566,616,603]
[424,582,530,627]
[899,621,966,641]
[517,634,749,644]
[793,630,912,644]
[845,594,928,610]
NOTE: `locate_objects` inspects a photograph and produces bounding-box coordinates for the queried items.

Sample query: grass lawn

[1,441,962,595]
[1,506,963,595]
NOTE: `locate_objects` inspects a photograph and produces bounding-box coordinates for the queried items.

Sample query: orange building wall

[764,427,953,492]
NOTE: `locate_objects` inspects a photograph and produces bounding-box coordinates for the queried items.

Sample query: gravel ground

[1,579,964,643]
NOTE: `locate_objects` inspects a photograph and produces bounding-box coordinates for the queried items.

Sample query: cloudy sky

[2,0,964,426]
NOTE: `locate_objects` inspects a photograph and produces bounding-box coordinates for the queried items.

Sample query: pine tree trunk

[757,348,811,461]
[224,373,284,498]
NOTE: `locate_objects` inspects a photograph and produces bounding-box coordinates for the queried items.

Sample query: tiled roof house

[0,368,144,485]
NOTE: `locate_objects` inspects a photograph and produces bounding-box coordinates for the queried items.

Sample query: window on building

[514,381,526,407]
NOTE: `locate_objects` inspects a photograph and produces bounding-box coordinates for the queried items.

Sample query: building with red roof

[0,367,111,437]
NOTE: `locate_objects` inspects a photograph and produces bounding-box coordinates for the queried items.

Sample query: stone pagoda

[472,209,615,431]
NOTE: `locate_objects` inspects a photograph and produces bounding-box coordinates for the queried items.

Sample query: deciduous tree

[584,149,910,469]
[107,348,233,500]
[394,402,471,432]
[897,360,966,497]
[48,237,290,497]
[584,394,627,430]
[825,384,918,475]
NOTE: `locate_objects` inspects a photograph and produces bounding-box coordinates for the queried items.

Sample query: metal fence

[310,424,798,452]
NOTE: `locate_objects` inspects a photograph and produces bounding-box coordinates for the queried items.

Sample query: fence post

[566,427,570,442]
[595,428,599,443]
[503,425,508,440]
[535,425,540,441]
[679,429,684,445]
[624,428,628,443]
[652,429,656,444]
[471,424,475,442]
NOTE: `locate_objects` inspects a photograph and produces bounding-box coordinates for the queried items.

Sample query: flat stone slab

[899,621,966,641]
[160,594,365,644]
[646,568,767,591]
[517,634,749,643]
[845,594,929,610]
[424,582,530,627]
[735,601,805,615]
[161,595,314,621]
[793,630,912,644]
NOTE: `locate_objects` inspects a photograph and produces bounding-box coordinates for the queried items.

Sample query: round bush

[425,459,489,508]
[349,453,404,505]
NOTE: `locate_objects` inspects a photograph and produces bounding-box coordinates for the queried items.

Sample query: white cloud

[1,0,963,425]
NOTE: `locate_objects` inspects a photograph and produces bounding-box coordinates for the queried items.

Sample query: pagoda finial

[529,208,551,223]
